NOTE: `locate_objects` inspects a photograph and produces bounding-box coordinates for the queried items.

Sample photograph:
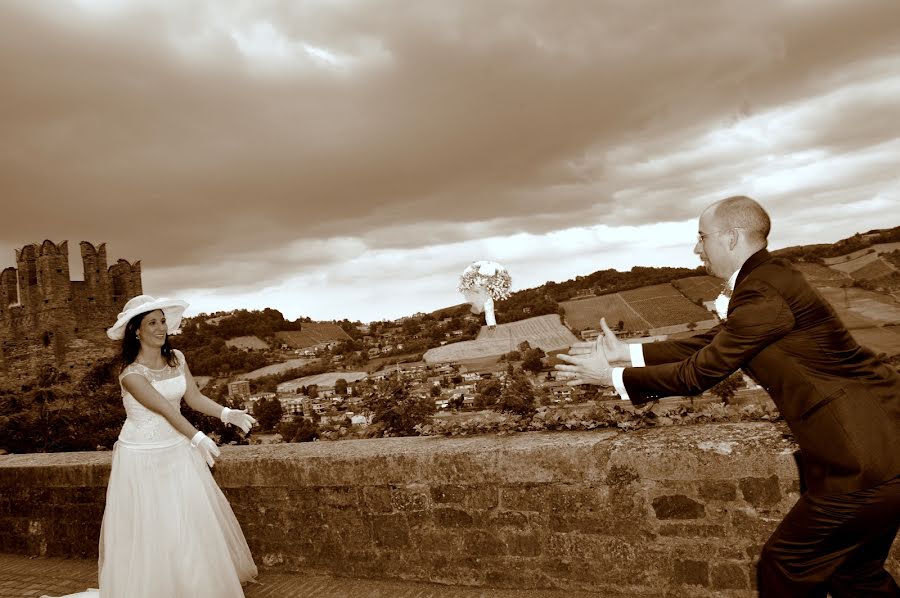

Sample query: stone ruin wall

[0,241,142,386]
[2,424,897,596]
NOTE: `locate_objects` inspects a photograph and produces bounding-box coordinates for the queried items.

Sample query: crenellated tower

[0,267,17,314]
[36,240,72,310]
[14,244,39,312]
[80,241,111,310]
[109,259,142,304]
[0,241,143,384]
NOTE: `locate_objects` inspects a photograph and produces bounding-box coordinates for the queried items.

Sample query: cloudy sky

[1,0,898,323]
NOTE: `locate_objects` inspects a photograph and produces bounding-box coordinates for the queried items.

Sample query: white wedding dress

[44,349,257,597]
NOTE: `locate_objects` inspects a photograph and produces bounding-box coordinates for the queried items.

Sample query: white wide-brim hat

[107,295,190,340]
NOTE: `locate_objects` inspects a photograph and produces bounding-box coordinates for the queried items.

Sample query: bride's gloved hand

[190,431,221,467]
[220,407,257,434]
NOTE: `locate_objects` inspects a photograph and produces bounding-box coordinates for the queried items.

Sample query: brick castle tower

[0,241,142,385]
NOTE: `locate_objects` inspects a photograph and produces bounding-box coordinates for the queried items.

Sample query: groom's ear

[728,228,740,250]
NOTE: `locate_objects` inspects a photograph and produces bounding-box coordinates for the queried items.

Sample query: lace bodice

[117,349,188,447]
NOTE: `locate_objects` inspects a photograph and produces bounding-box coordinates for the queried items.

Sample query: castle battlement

[0,241,142,385]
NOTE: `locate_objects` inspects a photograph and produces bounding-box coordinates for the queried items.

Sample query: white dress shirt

[611,268,740,401]
[713,269,739,320]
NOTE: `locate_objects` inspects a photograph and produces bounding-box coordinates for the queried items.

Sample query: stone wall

[1,423,898,596]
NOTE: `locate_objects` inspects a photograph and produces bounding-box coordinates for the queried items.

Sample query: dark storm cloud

[0,0,898,317]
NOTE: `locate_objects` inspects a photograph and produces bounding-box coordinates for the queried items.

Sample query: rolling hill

[224,335,270,350]
[274,324,352,349]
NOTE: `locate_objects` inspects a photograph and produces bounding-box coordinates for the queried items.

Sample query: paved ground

[0,553,602,598]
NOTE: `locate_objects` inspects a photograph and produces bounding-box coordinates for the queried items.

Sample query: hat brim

[107,299,189,340]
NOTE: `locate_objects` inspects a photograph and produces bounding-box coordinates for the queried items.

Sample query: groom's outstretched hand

[598,317,630,364]
[555,343,613,387]
[565,318,629,364]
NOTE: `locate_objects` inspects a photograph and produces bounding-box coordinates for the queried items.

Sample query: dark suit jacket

[623,248,900,495]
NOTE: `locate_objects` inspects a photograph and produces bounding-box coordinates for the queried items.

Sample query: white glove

[190,431,220,467]
[220,407,257,434]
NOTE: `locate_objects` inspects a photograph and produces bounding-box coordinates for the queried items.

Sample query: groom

[557,196,900,596]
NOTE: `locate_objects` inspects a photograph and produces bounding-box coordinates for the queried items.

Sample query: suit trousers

[758,475,900,597]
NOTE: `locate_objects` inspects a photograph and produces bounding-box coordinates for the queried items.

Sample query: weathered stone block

[503,531,543,557]
[430,484,465,504]
[329,518,373,551]
[402,509,433,530]
[463,529,506,556]
[500,485,548,512]
[546,532,636,563]
[605,464,640,488]
[390,486,429,511]
[711,561,749,589]
[658,523,725,538]
[539,558,603,585]
[652,495,706,520]
[546,512,589,534]
[729,507,779,544]
[739,475,782,508]
[371,513,410,548]
[426,556,485,586]
[485,564,556,589]
[489,510,533,530]
[465,484,499,510]
[433,507,474,528]
[546,484,608,513]
[698,480,737,501]
[665,541,729,562]
[673,559,709,587]
[410,528,464,555]
[717,546,748,560]
[317,485,361,509]
[362,485,392,513]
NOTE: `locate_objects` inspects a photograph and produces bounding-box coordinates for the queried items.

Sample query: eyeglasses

[697,227,744,244]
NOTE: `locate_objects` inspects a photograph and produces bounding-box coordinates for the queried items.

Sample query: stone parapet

[1,423,897,596]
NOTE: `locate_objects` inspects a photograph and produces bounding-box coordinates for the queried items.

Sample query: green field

[793,263,849,287]
[224,335,270,350]
[829,250,881,274]
[817,286,900,329]
[423,315,578,363]
[629,296,715,329]
[241,357,315,379]
[559,294,649,332]
[274,324,351,349]
[561,283,716,331]
[281,371,369,388]
[364,352,426,373]
[673,275,722,302]
[619,283,683,302]
[851,258,896,281]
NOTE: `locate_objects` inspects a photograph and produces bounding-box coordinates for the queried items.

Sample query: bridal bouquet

[457,260,512,327]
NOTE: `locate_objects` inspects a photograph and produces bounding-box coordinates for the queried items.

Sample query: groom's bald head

[706,195,771,247]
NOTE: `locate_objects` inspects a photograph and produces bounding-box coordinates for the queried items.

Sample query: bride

[44,295,258,597]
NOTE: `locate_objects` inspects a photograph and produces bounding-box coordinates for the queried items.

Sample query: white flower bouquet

[457,260,512,327]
